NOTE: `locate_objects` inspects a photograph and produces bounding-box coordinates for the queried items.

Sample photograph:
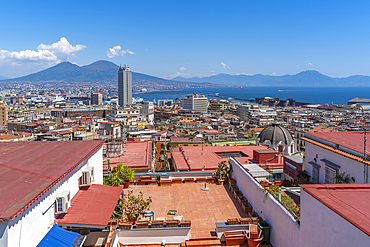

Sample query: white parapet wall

[299,189,370,247]
[117,227,191,245]
[229,158,300,247]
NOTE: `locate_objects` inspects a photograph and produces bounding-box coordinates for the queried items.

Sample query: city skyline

[1,1,370,79]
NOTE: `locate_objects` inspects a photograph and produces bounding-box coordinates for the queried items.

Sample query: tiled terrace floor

[127,182,248,239]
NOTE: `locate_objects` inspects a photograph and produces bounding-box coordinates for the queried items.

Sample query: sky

[1,0,370,79]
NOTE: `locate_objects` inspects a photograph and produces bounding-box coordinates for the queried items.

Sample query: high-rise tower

[118,65,132,107]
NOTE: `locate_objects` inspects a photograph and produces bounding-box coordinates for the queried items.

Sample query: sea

[133,86,370,105]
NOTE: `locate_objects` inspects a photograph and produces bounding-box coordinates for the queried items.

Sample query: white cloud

[270,72,277,76]
[37,37,86,58]
[295,66,300,69]
[0,37,86,67]
[307,63,313,66]
[220,62,230,69]
[107,45,135,58]
[211,70,214,73]
[179,67,185,71]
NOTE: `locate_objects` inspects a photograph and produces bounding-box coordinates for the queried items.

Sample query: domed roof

[257,122,293,146]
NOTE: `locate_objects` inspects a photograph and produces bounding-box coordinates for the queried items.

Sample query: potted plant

[118,190,152,222]
[156,174,161,186]
[123,166,135,188]
[213,161,230,184]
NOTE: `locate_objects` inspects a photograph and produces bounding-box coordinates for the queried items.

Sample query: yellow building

[137,121,148,128]
[168,137,209,147]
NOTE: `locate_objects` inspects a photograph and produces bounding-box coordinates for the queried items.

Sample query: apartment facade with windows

[0,141,104,247]
[180,94,208,113]
[91,93,103,105]
[0,105,8,127]
[302,132,369,184]
[236,104,250,120]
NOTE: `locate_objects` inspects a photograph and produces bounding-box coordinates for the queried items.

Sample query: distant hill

[5,62,370,87]
[173,70,370,87]
[3,60,160,83]
[1,60,217,89]
[0,75,8,80]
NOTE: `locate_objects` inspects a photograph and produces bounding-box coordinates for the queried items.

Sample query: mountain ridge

[3,60,370,87]
[173,70,370,87]
[0,60,219,89]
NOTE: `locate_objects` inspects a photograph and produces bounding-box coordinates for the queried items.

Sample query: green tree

[113,190,152,220]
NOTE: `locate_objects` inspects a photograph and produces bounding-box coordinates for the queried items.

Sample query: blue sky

[1,0,370,79]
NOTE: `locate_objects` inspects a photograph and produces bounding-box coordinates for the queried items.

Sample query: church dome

[257,122,293,146]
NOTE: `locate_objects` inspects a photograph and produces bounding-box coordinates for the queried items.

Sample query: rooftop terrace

[127,183,248,239]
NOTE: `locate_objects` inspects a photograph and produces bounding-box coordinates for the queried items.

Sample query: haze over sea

[134,86,370,105]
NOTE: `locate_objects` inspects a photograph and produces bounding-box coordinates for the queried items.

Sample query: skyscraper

[118,65,132,107]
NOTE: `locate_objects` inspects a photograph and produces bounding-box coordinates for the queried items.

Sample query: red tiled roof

[306,131,370,154]
[301,184,370,237]
[58,130,71,135]
[103,141,151,171]
[13,132,32,137]
[0,134,17,140]
[250,128,264,132]
[202,129,223,135]
[0,140,103,221]
[171,150,189,170]
[301,137,370,165]
[170,145,274,171]
[181,122,198,125]
[311,125,334,132]
[55,184,122,226]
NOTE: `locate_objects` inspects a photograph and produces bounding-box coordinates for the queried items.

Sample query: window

[56,197,63,212]
[55,191,70,214]
[79,167,94,187]
[325,166,337,184]
[312,166,319,183]
[278,145,283,153]
[82,171,89,185]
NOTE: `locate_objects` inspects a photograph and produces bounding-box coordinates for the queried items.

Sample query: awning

[308,161,321,168]
[321,158,341,169]
[37,224,85,247]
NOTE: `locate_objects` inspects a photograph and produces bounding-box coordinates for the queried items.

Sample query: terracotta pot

[229,178,236,185]
[218,179,224,185]
[126,217,137,224]
[118,222,132,230]
[224,231,246,245]
[123,182,129,188]
[246,235,264,247]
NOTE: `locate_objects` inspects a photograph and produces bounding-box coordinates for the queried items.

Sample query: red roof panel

[307,131,370,154]
[0,140,103,221]
[103,141,151,171]
[301,184,370,237]
[170,145,273,171]
[55,184,122,226]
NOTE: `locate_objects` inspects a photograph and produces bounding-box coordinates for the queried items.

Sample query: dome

[257,122,293,146]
